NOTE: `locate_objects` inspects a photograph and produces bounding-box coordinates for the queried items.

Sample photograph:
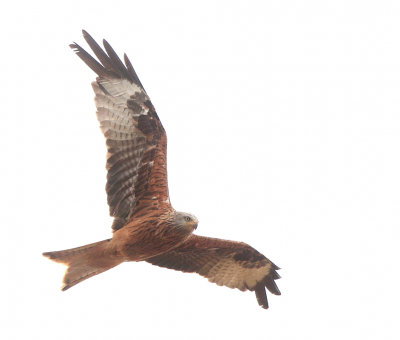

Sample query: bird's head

[174,211,199,232]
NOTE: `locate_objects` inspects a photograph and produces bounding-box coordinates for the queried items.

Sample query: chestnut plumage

[42,30,281,309]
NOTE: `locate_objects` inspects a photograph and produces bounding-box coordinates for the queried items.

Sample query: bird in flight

[43,30,281,309]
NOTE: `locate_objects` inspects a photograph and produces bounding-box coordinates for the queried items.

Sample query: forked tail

[43,239,122,291]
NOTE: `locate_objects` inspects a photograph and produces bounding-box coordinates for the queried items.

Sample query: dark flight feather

[103,39,134,82]
[69,42,109,78]
[124,53,146,91]
[82,30,121,78]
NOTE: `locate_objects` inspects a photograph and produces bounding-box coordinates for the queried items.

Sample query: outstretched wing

[70,31,170,232]
[145,235,281,309]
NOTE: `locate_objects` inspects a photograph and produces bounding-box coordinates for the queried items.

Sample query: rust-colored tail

[43,239,123,291]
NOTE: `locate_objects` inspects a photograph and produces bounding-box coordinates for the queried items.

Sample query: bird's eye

[184,216,191,222]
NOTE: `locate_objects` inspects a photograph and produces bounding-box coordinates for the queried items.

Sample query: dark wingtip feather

[70,42,109,78]
[42,252,54,260]
[271,261,281,270]
[264,276,281,296]
[270,270,282,280]
[61,285,70,292]
[124,53,146,91]
[72,31,143,86]
[255,284,269,309]
[82,31,121,78]
[102,39,133,82]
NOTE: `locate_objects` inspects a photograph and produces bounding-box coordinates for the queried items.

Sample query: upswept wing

[145,235,281,309]
[70,31,170,231]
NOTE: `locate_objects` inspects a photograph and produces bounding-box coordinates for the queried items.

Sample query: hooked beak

[193,222,198,230]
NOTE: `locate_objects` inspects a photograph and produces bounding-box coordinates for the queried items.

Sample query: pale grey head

[173,211,199,231]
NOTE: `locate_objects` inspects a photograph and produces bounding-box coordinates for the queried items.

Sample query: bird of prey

[43,30,281,309]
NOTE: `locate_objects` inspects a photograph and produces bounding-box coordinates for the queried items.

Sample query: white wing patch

[206,259,272,291]
[95,78,145,106]
[90,79,153,225]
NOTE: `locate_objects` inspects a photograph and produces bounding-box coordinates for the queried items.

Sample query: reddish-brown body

[111,208,193,261]
[43,31,281,309]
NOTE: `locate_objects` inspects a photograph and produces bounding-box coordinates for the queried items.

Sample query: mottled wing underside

[145,235,281,309]
[70,31,170,231]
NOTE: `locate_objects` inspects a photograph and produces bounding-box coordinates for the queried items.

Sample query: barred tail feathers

[42,239,122,291]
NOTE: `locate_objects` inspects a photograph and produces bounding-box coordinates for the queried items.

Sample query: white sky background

[1,0,399,339]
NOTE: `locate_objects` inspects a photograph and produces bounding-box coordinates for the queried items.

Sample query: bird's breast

[110,215,191,261]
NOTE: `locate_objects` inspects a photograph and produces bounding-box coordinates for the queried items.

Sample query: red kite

[43,30,281,309]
